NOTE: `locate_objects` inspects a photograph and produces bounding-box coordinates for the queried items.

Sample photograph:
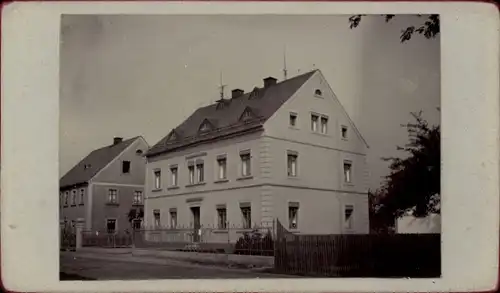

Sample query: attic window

[199,121,211,132]
[249,88,259,100]
[168,131,177,141]
[136,149,143,155]
[314,89,323,97]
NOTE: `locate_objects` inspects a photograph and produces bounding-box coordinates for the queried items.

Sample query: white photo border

[1,1,499,292]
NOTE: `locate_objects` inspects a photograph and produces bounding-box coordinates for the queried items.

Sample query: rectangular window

[344,205,354,229]
[289,112,297,127]
[217,207,227,229]
[154,170,161,190]
[133,191,143,205]
[188,165,195,184]
[287,152,298,177]
[196,163,204,183]
[217,157,227,180]
[106,219,117,233]
[71,190,77,206]
[170,210,177,228]
[108,189,118,204]
[321,116,328,134]
[240,153,251,177]
[122,161,131,174]
[170,167,178,186]
[241,206,252,229]
[341,126,348,139]
[311,114,319,132]
[343,161,352,183]
[153,210,161,228]
[288,203,299,229]
[132,219,142,230]
[64,192,69,206]
[79,189,84,205]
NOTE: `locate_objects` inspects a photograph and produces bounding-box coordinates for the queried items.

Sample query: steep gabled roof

[147,70,317,157]
[60,136,140,189]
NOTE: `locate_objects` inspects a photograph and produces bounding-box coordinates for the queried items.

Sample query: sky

[59,14,440,190]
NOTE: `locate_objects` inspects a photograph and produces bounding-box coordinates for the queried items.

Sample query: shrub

[234,229,274,256]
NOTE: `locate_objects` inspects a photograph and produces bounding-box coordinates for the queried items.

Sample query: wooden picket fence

[274,219,441,278]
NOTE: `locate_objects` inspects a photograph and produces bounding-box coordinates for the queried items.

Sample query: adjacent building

[60,136,149,233]
[144,69,370,237]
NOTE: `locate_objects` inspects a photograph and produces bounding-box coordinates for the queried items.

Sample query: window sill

[213,229,229,234]
[341,138,349,141]
[63,205,68,208]
[167,186,180,190]
[70,204,77,207]
[288,126,299,130]
[78,203,84,206]
[237,176,253,181]
[214,179,229,184]
[106,203,120,206]
[186,182,206,188]
[287,175,299,180]
[312,131,329,137]
[152,189,163,193]
[314,94,324,99]
[132,203,144,207]
[236,229,253,234]
[343,182,355,187]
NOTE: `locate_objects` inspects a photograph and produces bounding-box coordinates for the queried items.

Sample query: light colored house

[144,69,369,238]
[396,213,441,234]
[60,136,149,233]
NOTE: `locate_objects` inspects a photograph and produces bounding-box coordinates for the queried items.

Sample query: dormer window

[249,87,260,100]
[240,107,255,122]
[199,121,211,132]
[167,130,177,141]
[83,164,91,170]
[314,89,323,97]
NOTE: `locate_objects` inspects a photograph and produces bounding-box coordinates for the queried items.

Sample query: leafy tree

[127,207,144,228]
[375,111,440,221]
[348,14,440,43]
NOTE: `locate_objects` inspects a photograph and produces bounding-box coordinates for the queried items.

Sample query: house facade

[144,70,369,238]
[60,136,149,233]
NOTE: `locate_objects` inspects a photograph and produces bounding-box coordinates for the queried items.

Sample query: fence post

[75,218,85,250]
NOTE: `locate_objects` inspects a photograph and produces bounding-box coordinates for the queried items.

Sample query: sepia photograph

[58,13,441,280]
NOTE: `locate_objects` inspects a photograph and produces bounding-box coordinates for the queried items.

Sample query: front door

[190,207,201,242]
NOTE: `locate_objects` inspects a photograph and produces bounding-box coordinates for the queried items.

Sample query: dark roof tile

[147,70,317,157]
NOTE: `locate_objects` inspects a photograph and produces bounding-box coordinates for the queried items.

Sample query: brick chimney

[263,77,277,88]
[113,137,123,145]
[231,89,244,99]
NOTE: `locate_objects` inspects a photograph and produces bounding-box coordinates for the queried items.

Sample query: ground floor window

[106,219,117,233]
[288,202,299,229]
[344,205,354,230]
[240,205,251,229]
[170,209,177,228]
[132,219,142,230]
[217,206,227,229]
[153,209,161,228]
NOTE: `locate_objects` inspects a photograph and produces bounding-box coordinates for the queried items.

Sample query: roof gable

[60,137,140,189]
[147,70,316,157]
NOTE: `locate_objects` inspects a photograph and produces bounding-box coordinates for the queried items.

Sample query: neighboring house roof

[60,136,141,189]
[147,70,317,157]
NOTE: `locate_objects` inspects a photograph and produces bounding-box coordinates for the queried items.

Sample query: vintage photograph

[58,14,441,280]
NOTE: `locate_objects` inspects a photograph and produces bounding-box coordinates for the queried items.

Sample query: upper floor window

[170,166,178,186]
[314,89,323,97]
[311,114,319,132]
[108,189,118,204]
[154,170,161,190]
[196,162,205,183]
[188,164,195,184]
[122,161,131,174]
[240,151,251,177]
[71,190,77,206]
[217,205,228,229]
[341,125,348,139]
[64,192,69,206]
[79,189,85,205]
[287,152,298,177]
[343,161,352,183]
[289,112,297,127]
[133,191,143,205]
[320,116,328,134]
[217,156,227,180]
